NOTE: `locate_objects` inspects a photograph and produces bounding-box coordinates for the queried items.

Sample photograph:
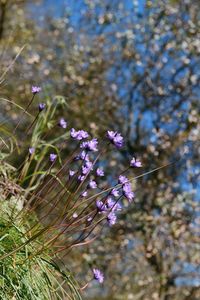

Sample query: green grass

[0,166,82,300]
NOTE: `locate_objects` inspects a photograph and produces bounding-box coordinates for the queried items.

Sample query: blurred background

[0,0,200,299]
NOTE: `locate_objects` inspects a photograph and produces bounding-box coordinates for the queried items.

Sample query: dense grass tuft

[0,163,82,300]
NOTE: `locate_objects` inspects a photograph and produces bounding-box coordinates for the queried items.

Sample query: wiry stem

[13,94,35,134]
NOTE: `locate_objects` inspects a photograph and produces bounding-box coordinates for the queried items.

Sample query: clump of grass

[0,164,82,300]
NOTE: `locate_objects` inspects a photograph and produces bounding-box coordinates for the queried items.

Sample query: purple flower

[75,150,89,161]
[58,118,67,129]
[88,180,97,189]
[81,166,89,175]
[29,147,35,155]
[107,212,117,226]
[69,170,75,177]
[96,168,104,177]
[70,128,78,139]
[122,183,135,202]
[107,130,124,148]
[106,131,116,140]
[113,133,124,148]
[38,103,46,112]
[107,197,121,212]
[80,138,98,152]
[79,130,89,139]
[93,269,104,284]
[78,175,85,182]
[82,160,93,175]
[70,128,89,140]
[111,188,119,198]
[96,200,107,212]
[130,157,142,168]
[118,175,129,184]
[49,153,57,163]
[81,190,88,197]
[32,86,41,94]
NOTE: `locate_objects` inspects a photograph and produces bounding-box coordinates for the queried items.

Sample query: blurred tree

[54,1,199,299]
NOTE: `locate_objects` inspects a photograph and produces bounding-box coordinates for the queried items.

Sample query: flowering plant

[0,86,144,298]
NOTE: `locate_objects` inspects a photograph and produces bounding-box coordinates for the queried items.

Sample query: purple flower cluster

[75,150,89,161]
[130,157,142,168]
[70,128,89,140]
[67,127,135,229]
[118,175,134,202]
[96,196,121,226]
[33,123,136,225]
[76,153,95,182]
[107,197,121,211]
[107,212,117,226]
[81,161,93,175]
[107,130,124,148]
[118,175,129,184]
[122,183,135,202]
[80,138,98,152]
[96,200,107,212]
